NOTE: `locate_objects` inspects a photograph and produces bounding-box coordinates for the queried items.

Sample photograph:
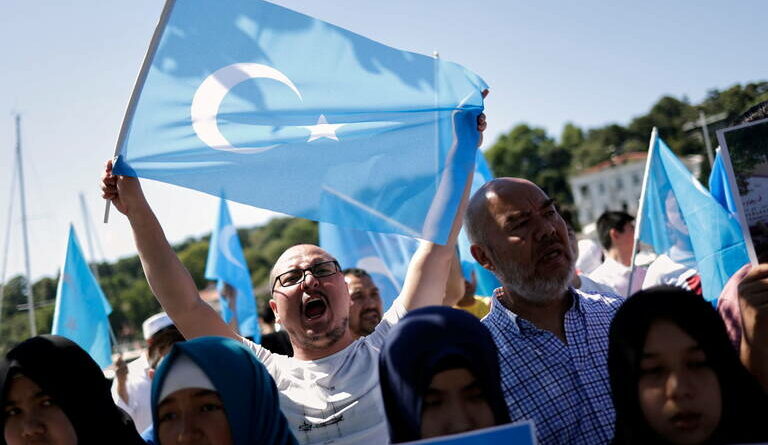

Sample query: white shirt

[577,274,620,297]
[243,300,407,445]
[642,253,697,290]
[111,353,153,433]
[588,256,647,297]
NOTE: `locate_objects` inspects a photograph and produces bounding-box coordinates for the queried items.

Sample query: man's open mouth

[302,294,328,320]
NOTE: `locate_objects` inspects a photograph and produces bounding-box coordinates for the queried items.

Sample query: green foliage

[485,81,768,211]
[0,217,318,353]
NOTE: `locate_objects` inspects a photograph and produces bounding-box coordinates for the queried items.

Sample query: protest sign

[717,117,768,264]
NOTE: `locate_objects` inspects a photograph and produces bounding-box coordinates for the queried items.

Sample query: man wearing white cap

[112,312,184,433]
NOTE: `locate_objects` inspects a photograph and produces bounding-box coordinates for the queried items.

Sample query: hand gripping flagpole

[627,127,658,296]
[103,0,177,223]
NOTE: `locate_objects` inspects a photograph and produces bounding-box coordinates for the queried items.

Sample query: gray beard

[495,258,574,305]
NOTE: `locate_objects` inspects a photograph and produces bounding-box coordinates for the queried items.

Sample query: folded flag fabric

[113,0,487,244]
[709,149,739,216]
[636,130,749,303]
[205,198,259,340]
[52,225,113,368]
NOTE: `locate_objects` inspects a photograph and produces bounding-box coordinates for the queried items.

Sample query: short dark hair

[259,301,276,324]
[342,267,371,279]
[732,100,768,126]
[596,211,635,250]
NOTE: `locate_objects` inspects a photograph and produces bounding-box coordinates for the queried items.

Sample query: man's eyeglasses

[273,260,341,289]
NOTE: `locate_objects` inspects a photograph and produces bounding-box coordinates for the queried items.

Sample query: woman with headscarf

[378,306,510,442]
[151,336,296,445]
[608,286,768,444]
[0,335,145,445]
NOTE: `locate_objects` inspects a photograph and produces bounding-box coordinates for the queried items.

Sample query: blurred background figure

[589,211,647,296]
[112,312,184,433]
[258,301,293,357]
[343,268,384,339]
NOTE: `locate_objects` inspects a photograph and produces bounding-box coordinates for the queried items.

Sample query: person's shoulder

[573,287,623,311]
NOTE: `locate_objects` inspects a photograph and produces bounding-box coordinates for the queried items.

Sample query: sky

[1,0,766,282]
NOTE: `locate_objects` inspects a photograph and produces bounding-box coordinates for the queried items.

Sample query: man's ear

[609,227,620,243]
[269,299,280,324]
[470,244,496,272]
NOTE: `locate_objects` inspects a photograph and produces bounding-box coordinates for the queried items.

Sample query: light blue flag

[458,150,501,297]
[204,198,259,340]
[405,421,536,445]
[319,224,418,310]
[319,150,500,307]
[709,149,739,216]
[52,225,113,369]
[637,130,749,303]
[113,0,487,244]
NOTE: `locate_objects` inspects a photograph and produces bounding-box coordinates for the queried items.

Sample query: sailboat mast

[15,114,36,336]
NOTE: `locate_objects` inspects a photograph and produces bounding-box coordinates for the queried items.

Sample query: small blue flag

[319,224,418,310]
[458,150,501,297]
[204,198,259,340]
[52,225,113,369]
[404,421,536,445]
[709,149,739,216]
[113,0,487,244]
[637,131,749,303]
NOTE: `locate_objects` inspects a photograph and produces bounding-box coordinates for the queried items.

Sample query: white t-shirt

[588,256,647,297]
[111,353,153,433]
[642,253,697,290]
[243,299,407,445]
[577,274,620,297]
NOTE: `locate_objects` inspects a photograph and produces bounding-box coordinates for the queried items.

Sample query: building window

[580,185,589,199]
[633,173,641,185]
[598,182,605,194]
[616,177,624,190]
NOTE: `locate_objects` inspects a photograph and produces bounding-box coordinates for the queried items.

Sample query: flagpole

[14,114,37,336]
[627,127,658,296]
[103,0,178,224]
[79,193,101,279]
[0,149,19,329]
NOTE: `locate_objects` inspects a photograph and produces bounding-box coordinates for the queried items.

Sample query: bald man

[101,163,465,445]
[465,178,622,445]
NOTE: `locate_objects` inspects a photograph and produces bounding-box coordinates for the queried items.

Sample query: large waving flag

[52,225,113,368]
[205,198,259,340]
[458,150,501,296]
[635,129,749,303]
[112,0,487,244]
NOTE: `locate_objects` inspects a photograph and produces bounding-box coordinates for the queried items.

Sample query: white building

[569,152,704,228]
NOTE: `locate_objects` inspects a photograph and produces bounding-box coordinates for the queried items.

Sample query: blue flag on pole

[113,0,487,244]
[709,149,739,216]
[458,150,501,297]
[205,198,259,340]
[52,225,113,369]
[636,131,749,303]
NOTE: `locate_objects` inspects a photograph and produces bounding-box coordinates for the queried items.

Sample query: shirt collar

[490,286,581,336]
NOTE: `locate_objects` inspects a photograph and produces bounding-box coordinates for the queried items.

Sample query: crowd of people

[2,106,768,445]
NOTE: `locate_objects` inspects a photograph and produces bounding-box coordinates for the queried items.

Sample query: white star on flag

[302,114,347,142]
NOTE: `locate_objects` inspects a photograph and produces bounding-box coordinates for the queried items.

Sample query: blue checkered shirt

[482,287,622,445]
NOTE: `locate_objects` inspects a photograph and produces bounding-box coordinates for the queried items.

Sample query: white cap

[142,312,174,340]
[158,354,216,402]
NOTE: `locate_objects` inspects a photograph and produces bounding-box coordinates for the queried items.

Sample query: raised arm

[100,160,238,341]
[738,263,768,392]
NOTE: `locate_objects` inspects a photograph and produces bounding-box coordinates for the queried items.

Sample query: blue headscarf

[378,306,510,443]
[151,337,297,445]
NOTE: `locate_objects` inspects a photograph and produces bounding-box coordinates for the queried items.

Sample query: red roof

[577,151,647,176]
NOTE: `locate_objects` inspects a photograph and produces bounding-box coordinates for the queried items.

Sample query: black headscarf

[0,335,144,445]
[378,306,510,443]
[609,286,768,444]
